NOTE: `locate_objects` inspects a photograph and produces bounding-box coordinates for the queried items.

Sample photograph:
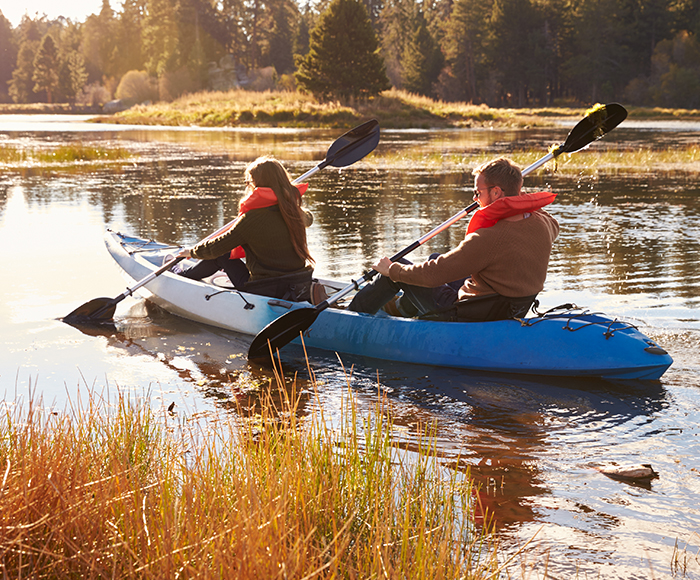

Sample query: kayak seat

[243,268,314,302]
[419,293,539,323]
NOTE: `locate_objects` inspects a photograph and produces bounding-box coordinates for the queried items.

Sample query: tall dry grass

[0,364,505,579]
[99,88,603,129]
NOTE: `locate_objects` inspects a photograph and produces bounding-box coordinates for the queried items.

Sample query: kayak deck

[102,230,673,381]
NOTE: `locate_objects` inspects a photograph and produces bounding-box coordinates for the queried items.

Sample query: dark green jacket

[191,206,313,280]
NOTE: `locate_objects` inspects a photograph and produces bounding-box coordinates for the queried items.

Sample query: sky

[1,0,103,27]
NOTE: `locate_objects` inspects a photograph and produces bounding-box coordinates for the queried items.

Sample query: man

[348,157,560,322]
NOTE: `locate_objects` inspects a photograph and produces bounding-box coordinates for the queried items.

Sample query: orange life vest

[228,183,308,259]
[466,191,557,234]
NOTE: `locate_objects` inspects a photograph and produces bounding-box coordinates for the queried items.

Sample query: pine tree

[0,12,17,103]
[221,0,248,68]
[9,43,35,103]
[378,0,413,88]
[115,0,146,77]
[266,0,297,74]
[440,0,490,103]
[401,10,443,97]
[293,9,310,59]
[33,33,59,103]
[9,19,41,104]
[143,0,180,77]
[68,51,89,102]
[295,0,390,100]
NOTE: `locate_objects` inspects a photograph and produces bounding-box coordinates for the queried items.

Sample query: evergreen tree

[9,18,42,103]
[0,12,17,103]
[9,43,36,103]
[378,0,413,88]
[115,0,146,77]
[175,0,228,85]
[55,23,84,102]
[487,0,544,106]
[67,51,89,102]
[440,0,490,102]
[97,0,119,77]
[295,0,390,99]
[244,0,264,69]
[142,0,179,77]
[266,0,297,74]
[560,0,631,103]
[293,10,310,58]
[221,0,248,68]
[33,34,59,102]
[401,9,443,96]
[81,1,119,85]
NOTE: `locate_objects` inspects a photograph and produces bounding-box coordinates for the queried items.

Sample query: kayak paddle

[247,102,628,360]
[63,119,381,324]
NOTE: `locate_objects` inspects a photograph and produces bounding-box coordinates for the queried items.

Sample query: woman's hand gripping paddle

[247,103,628,360]
[63,119,381,325]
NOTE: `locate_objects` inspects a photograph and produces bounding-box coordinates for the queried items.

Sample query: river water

[1,115,699,578]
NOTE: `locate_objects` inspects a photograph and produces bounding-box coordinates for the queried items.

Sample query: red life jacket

[466,191,557,234]
[228,183,308,259]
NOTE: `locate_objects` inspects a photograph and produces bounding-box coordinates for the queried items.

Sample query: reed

[0,143,132,174]
[367,144,700,175]
[0,364,503,579]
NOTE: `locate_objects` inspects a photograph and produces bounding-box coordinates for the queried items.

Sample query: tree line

[2,0,700,109]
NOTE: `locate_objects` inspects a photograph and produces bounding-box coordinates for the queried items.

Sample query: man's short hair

[473,157,523,197]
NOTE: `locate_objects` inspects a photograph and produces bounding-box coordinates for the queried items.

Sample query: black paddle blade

[325,119,380,168]
[560,103,627,155]
[248,306,321,360]
[63,297,117,324]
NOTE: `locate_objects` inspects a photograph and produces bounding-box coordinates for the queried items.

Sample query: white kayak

[103,230,673,381]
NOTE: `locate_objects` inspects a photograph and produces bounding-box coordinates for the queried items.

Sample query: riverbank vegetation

[0,368,507,579]
[370,142,700,176]
[0,142,132,175]
[87,89,700,129]
[0,143,131,164]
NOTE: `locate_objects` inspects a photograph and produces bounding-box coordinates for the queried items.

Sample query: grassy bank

[84,89,700,129]
[97,88,522,128]
[0,366,506,579]
[3,91,700,129]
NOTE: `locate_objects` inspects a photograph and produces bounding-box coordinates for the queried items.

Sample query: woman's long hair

[244,156,314,265]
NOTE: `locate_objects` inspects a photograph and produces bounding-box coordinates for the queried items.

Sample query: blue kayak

[102,231,673,381]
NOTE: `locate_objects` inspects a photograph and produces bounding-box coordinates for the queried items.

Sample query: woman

[176,156,315,301]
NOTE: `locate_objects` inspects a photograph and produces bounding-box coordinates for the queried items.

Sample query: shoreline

[3,90,700,130]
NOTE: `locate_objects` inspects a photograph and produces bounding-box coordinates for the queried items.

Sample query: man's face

[473,174,502,207]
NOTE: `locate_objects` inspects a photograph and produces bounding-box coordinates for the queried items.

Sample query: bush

[159,68,201,102]
[115,70,158,104]
[77,82,111,107]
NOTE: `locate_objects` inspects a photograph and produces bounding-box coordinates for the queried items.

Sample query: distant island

[2,89,699,130]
